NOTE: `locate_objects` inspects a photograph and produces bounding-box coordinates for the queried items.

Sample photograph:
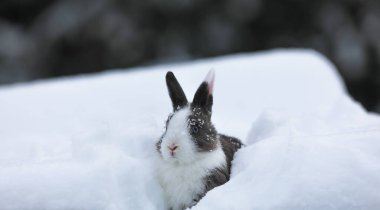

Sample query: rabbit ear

[204,69,215,95]
[192,70,215,113]
[166,71,188,111]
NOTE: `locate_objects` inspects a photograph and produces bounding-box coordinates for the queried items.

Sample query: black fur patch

[204,166,230,191]
[192,82,213,113]
[166,72,188,111]
[156,136,163,155]
[187,106,218,152]
[219,134,244,174]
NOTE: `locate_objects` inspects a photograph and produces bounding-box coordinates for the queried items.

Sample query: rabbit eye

[190,125,199,134]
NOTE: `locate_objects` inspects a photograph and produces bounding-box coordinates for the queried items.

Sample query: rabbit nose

[168,144,178,151]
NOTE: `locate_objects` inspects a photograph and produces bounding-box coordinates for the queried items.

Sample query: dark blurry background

[0,0,379,112]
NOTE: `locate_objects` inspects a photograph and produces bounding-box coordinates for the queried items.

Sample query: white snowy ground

[0,49,379,210]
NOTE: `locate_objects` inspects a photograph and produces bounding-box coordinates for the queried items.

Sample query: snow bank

[195,96,380,210]
[0,49,379,209]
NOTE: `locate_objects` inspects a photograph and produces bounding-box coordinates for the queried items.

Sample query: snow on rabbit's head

[157,70,219,164]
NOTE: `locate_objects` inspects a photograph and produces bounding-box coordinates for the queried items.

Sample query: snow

[196,97,380,210]
[0,49,379,209]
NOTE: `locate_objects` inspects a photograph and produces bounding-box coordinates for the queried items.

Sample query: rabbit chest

[157,148,226,210]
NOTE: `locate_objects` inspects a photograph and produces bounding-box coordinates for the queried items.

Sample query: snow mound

[195,96,380,210]
[0,49,379,210]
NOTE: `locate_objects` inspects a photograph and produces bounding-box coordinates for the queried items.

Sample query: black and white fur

[156,70,243,210]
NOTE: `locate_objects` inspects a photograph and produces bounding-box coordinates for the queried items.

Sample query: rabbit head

[157,70,220,164]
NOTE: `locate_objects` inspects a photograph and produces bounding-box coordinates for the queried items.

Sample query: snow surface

[0,49,379,210]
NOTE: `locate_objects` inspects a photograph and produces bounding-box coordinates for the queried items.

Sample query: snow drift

[0,50,379,210]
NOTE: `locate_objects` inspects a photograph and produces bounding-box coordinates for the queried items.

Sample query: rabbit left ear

[166,71,188,111]
[192,70,215,113]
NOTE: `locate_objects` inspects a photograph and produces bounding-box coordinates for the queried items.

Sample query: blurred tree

[0,0,379,111]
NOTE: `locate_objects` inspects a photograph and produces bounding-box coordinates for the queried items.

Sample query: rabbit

[156,70,243,210]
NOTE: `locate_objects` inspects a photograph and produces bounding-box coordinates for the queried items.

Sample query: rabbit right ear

[166,71,188,111]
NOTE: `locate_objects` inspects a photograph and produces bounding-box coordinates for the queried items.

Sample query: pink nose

[168,144,178,152]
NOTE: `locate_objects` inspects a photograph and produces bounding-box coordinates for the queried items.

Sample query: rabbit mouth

[168,148,181,159]
[162,147,180,160]
[170,151,176,157]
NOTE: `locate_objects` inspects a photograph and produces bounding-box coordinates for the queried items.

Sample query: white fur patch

[156,107,226,210]
[160,107,197,164]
